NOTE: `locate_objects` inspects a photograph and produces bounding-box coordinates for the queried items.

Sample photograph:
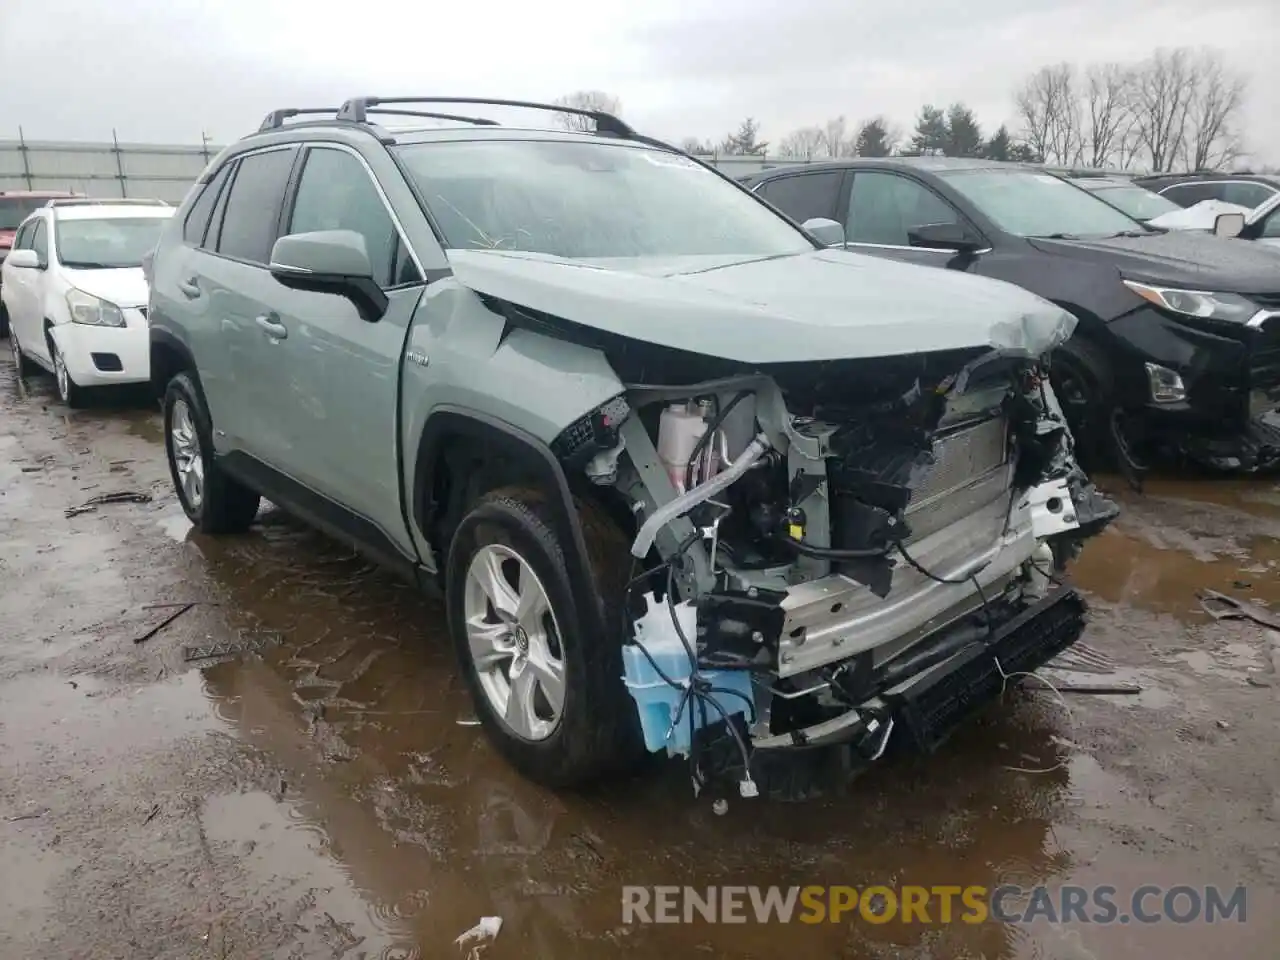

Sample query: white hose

[631,432,771,559]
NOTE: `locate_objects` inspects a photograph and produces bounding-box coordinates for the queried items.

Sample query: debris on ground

[65,490,153,518]
[133,602,196,644]
[142,803,161,825]
[455,916,502,957]
[1198,589,1280,631]
[183,632,282,662]
[1027,678,1142,695]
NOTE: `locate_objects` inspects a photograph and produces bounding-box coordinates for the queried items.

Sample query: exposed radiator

[905,415,1010,541]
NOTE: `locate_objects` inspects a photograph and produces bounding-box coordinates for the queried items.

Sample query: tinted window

[215,148,296,264]
[940,169,1140,239]
[31,220,49,261]
[1260,208,1280,239]
[756,172,842,224]
[393,140,814,259]
[846,172,960,246]
[183,165,231,246]
[0,198,48,231]
[287,148,419,287]
[1220,182,1276,210]
[1161,182,1218,208]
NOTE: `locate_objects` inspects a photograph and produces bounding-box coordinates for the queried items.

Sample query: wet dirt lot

[2,359,1278,960]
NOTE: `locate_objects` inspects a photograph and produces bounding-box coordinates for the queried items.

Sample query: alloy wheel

[462,543,566,741]
[53,346,70,402]
[169,397,205,510]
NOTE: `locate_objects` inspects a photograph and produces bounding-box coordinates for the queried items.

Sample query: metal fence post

[17,126,34,189]
[112,128,128,198]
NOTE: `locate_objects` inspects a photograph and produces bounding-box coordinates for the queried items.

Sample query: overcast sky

[2,0,1277,164]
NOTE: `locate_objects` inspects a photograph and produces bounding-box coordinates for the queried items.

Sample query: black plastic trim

[218,450,422,584]
[413,408,605,640]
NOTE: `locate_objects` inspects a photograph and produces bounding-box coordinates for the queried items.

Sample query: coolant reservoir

[657,402,707,493]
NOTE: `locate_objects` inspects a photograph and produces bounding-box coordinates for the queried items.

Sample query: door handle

[255,314,288,340]
[177,277,201,299]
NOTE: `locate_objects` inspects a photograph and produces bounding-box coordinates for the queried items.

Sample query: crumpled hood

[63,266,149,308]
[447,248,1076,364]
[1028,230,1280,295]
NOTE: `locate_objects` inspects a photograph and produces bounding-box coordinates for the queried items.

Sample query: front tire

[163,371,261,534]
[49,338,88,409]
[446,491,640,787]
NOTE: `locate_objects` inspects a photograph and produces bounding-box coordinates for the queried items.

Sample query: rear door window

[214,147,298,264]
[755,171,843,224]
[1161,182,1221,207]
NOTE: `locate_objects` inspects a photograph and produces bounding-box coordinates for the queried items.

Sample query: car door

[2,221,37,345]
[263,143,426,558]
[754,170,846,229]
[842,170,983,270]
[182,145,299,458]
[22,219,55,365]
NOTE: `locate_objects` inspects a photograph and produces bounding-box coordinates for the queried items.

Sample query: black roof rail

[258,107,344,132]
[365,107,499,126]
[335,96,637,138]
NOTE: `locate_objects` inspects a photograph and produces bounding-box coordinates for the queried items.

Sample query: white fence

[0,133,221,204]
[0,131,831,203]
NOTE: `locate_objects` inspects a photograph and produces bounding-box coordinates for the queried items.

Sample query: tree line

[552,47,1254,173]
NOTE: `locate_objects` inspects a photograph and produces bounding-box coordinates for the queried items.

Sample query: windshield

[393,139,815,259]
[0,197,49,231]
[940,168,1146,239]
[54,216,171,269]
[1086,184,1180,221]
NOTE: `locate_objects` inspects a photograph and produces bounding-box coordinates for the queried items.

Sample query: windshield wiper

[1101,230,1150,239]
[61,260,120,269]
[1035,232,1087,240]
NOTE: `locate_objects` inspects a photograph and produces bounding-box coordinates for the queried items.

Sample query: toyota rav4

[147,97,1116,796]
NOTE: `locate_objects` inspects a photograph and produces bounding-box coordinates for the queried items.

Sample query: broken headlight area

[572,349,1117,799]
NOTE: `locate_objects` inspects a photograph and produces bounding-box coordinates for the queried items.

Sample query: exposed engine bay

[555,346,1119,799]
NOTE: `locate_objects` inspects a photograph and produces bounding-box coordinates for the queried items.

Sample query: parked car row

[741,157,1280,475]
[2,198,173,405]
[2,97,1127,796]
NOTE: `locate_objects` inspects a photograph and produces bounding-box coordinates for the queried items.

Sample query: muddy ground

[1,359,1278,960]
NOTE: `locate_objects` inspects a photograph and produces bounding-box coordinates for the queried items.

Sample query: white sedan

[1,199,172,406]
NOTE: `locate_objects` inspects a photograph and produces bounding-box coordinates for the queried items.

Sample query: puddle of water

[1071,525,1280,620]
[202,790,421,958]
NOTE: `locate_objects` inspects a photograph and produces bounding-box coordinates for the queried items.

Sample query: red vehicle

[0,190,81,336]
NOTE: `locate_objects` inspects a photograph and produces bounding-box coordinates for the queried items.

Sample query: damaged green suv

[148,97,1117,797]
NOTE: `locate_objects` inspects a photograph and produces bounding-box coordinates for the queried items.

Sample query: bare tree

[1014,64,1082,165]
[1083,63,1134,168]
[679,137,714,155]
[1128,48,1197,172]
[1182,50,1247,170]
[822,116,851,157]
[777,126,826,159]
[552,90,622,132]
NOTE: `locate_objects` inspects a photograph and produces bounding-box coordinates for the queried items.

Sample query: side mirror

[5,249,42,270]
[802,217,846,247]
[908,221,983,252]
[269,230,388,321]
[1213,212,1245,239]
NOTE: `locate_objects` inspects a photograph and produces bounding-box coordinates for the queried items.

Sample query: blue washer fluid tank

[621,591,756,756]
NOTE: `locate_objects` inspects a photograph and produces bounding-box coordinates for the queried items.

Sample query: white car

[2,199,173,406]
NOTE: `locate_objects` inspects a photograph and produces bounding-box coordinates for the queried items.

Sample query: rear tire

[8,320,37,377]
[445,490,641,787]
[163,371,261,534]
